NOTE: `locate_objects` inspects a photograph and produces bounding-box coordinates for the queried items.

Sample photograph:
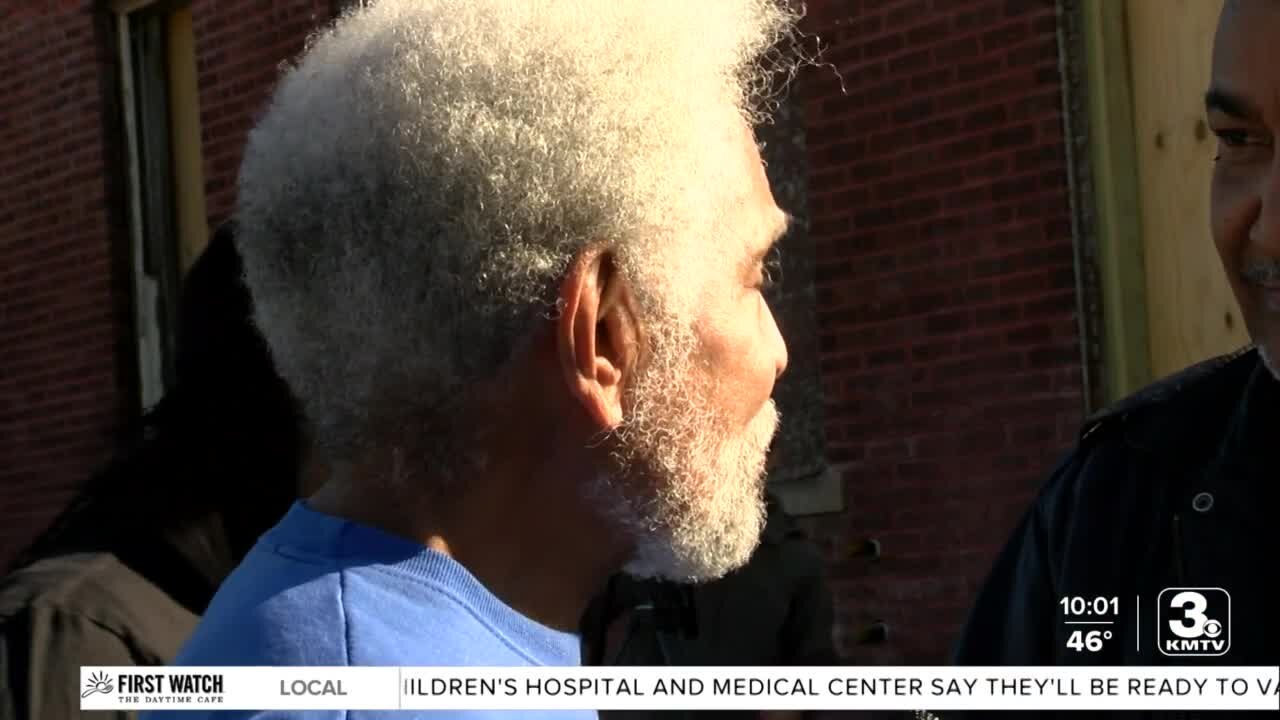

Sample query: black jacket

[582,494,840,719]
[949,346,1278,717]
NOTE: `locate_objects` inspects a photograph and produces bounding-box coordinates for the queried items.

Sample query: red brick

[886,0,932,27]
[804,0,1079,663]
[1008,37,1061,68]
[955,1,1003,32]
[889,47,932,74]
[981,21,1031,52]
[975,302,1022,327]
[990,123,1037,150]
[934,36,980,64]
[906,18,953,46]
[864,33,905,60]
[962,103,1008,131]
[910,67,955,93]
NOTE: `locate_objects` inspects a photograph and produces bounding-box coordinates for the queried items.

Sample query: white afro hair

[235,0,801,458]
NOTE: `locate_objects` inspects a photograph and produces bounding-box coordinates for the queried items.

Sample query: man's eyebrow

[755,211,793,259]
[773,211,795,244]
[1205,87,1259,120]
[743,212,792,274]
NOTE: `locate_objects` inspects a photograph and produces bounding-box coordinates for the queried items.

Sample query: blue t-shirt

[141,501,594,720]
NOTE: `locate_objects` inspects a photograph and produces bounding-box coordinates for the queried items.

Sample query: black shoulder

[1076,345,1258,443]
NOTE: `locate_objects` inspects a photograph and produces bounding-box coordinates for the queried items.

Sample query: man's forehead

[721,122,786,249]
[1212,0,1280,80]
[1219,0,1280,25]
[741,208,790,265]
[1209,0,1280,117]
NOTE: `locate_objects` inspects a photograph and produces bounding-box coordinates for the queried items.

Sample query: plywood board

[1124,0,1249,378]
[168,5,209,272]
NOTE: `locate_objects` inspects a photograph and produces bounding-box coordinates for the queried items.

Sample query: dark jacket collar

[1218,359,1279,507]
[1081,346,1261,459]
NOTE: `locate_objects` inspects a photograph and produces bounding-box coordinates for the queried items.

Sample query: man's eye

[1214,129,1250,147]
[1211,128,1272,162]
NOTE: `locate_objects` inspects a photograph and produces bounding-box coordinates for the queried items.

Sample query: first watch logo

[1158,587,1231,656]
[82,671,115,698]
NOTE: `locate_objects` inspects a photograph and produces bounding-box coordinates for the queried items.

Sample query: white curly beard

[584,325,779,583]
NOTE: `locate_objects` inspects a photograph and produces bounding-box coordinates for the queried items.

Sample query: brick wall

[0,2,131,570]
[191,0,336,224]
[0,0,332,569]
[800,0,1086,663]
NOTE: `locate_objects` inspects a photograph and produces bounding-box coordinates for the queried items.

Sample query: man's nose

[771,313,789,381]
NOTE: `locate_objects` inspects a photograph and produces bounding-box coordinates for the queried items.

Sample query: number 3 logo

[1168,591,1209,638]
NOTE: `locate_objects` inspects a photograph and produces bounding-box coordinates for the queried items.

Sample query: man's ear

[557,247,640,430]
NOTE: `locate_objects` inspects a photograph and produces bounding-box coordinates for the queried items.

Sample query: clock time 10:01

[1059,596,1119,616]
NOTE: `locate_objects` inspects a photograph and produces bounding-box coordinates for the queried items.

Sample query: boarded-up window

[115,0,207,409]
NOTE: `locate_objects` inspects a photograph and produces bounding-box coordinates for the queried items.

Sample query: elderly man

[151,0,799,710]
[952,0,1278,680]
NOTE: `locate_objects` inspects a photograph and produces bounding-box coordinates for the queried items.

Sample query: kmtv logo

[1158,588,1231,656]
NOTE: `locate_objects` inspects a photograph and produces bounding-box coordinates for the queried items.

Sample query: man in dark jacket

[951,0,1278,692]
[582,492,840,720]
[953,346,1275,667]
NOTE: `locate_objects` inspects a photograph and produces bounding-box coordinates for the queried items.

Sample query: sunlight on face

[586,124,790,582]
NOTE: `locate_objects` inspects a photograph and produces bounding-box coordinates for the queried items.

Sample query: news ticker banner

[80,665,1279,712]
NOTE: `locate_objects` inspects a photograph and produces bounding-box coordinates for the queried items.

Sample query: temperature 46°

[1067,629,1113,652]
